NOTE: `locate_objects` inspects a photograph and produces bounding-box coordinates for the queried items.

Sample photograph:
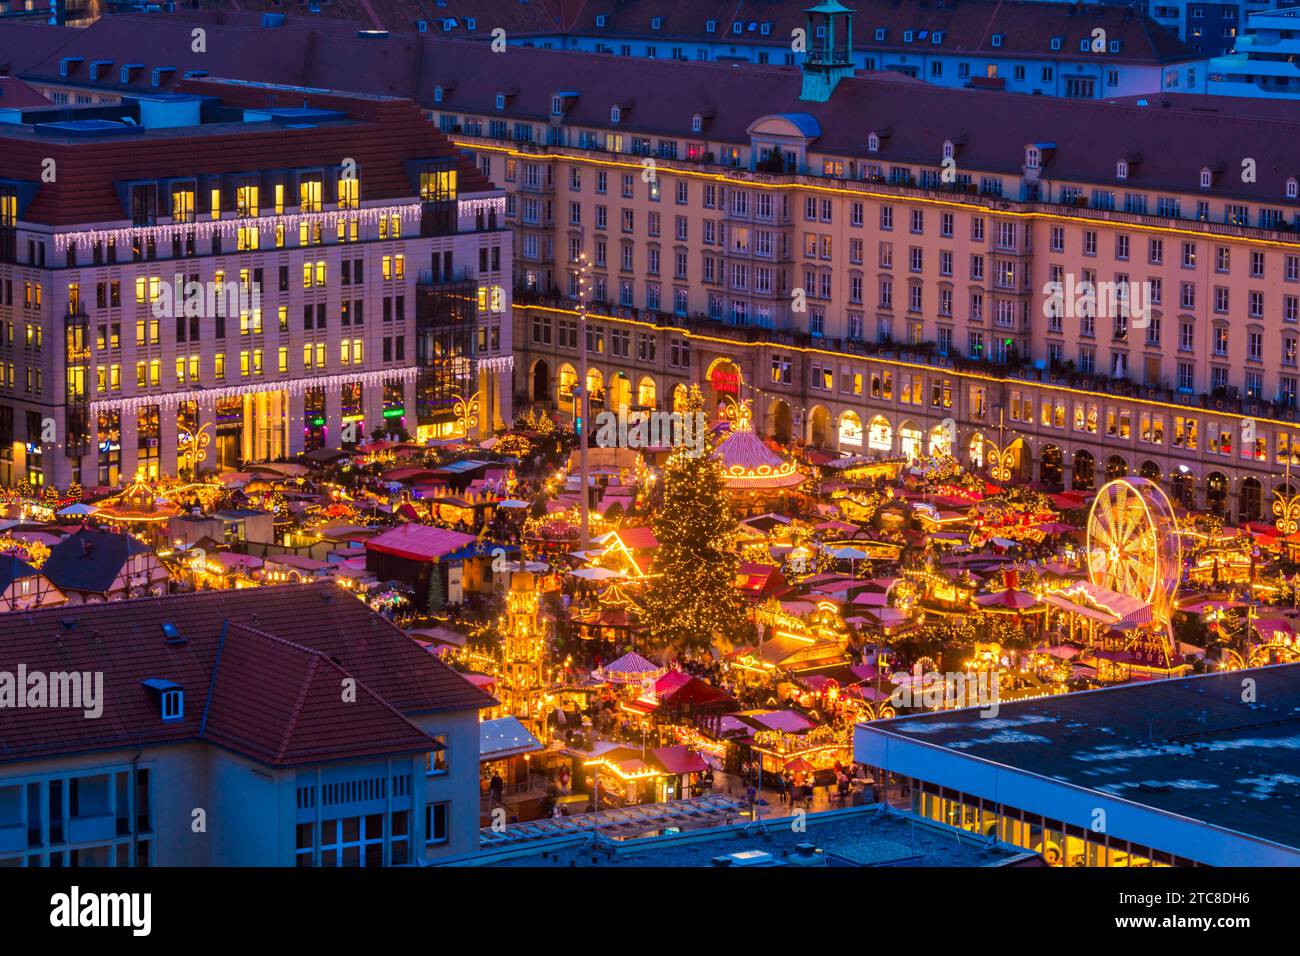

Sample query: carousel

[94,478,182,541]
[711,403,804,514]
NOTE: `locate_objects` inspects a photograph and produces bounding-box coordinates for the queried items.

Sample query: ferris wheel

[1086,477,1182,615]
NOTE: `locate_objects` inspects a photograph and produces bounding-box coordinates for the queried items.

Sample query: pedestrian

[489,771,504,805]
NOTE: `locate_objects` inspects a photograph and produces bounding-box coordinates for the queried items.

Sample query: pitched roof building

[0,582,493,865]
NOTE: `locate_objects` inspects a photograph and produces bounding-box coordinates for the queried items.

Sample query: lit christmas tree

[642,387,748,655]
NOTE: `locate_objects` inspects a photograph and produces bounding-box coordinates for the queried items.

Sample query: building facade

[428,12,1300,520]
[1208,5,1300,94]
[0,76,511,490]
[0,583,490,866]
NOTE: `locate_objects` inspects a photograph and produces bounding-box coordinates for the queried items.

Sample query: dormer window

[1117,160,1129,180]
[991,33,1003,47]
[1050,36,1062,51]
[761,22,771,35]
[495,92,506,110]
[596,15,606,27]
[875,27,886,41]
[904,30,913,42]
[1287,177,1298,200]
[1079,39,1090,52]
[942,140,955,160]
[651,17,662,30]
[692,114,703,133]
[868,132,880,153]
[142,679,183,722]
[611,106,621,123]
[1200,167,1213,189]
[733,22,743,34]
[466,17,476,30]
[932,31,944,44]
[551,95,563,116]
[1026,146,1041,169]
[1109,40,1121,53]
[434,85,445,103]
[706,19,716,32]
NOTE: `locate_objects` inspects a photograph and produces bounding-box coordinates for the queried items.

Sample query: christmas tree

[641,387,748,655]
[426,569,445,617]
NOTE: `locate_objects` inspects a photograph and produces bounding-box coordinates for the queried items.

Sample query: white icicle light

[88,367,418,415]
[52,203,423,252]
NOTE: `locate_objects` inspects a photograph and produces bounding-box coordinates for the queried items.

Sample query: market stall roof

[656,673,733,708]
[479,716,543,762]
[365,524,479,562]
[975,588,1041,609]
[568,567,626,581]
[1042,581,1152,627]
[652,745,708,776]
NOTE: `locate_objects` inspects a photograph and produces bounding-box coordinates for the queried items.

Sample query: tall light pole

[576,252,593,551]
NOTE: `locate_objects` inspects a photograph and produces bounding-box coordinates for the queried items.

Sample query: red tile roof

[2,16,1294,204]
[0,582,493,768]
[0,77,51,108]
[0,76,492,227]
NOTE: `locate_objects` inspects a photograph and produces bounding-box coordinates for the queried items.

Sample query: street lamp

[576,251,593,551]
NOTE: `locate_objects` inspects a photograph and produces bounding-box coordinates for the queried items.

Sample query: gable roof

[41,527,151,594]
[0,581,494,767]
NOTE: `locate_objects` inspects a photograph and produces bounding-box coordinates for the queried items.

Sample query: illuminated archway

[1139,460,1161,482]
[928,423,952,458]
[637,375,657,410]
[557,363,577,414]
[968,432,986,468]
[899,420,922,461]
[1240,476,1262,523]
[671,383,689,414]
[867,414,892,453]
[767,399,792,444]
[1206,471,1228,517]
[586,367,605,409]
[838,410,863,450]
[705,357,742,412]
[609,371,632,411]
[1105,454,1129,482]
[1071,449,1095,490]
[808,405,832,447]
[531,359,550,404]
[1040,444,1063,488]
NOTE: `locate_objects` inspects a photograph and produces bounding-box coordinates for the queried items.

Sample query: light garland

[88,367,417,415]
[477,355,515,374]
[51,203,422,252]
[457,196,506,217]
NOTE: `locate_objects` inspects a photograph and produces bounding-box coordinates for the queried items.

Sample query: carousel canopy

[597,651,666,684]
[95,480,181,523]
[711,405,803,491]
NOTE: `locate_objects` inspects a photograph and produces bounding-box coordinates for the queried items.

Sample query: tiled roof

[0,582,494,767]
[0,76,51,107]
[3,16,1296,203]
[0,54,493,227]
[41,528,151,594]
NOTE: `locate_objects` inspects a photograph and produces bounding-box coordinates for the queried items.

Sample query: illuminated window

[337,176,359,210]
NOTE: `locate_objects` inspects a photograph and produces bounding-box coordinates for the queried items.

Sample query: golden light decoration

[177,422,212,475]
[450,390,481,437]
[1273,488,1300,536]
[984,441,1015,484]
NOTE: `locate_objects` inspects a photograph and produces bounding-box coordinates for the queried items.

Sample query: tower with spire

[800,0,856,103]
